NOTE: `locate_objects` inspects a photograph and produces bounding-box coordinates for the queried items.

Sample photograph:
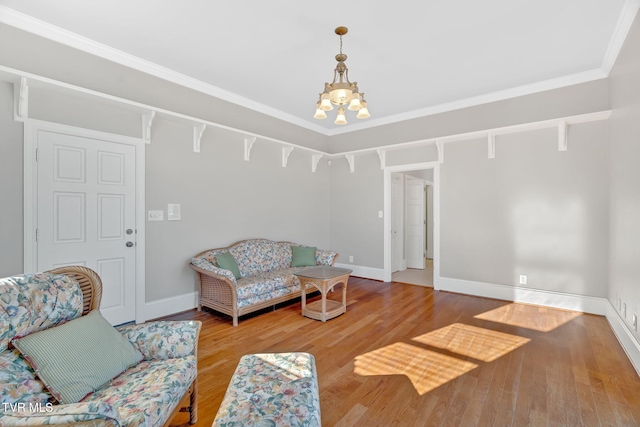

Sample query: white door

[406,176,426,269]
[390,174,403,272]
[37,130,137,325]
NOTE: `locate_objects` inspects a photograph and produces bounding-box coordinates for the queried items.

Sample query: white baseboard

[606,301,640,376]
[144,291,198,321]
[436,276,608,315]
[335,263,385,281]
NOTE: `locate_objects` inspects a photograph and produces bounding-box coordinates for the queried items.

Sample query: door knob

[126,241,134,247]
[126,229,133,235]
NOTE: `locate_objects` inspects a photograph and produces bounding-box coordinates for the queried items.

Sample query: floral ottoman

[213,352,321,427]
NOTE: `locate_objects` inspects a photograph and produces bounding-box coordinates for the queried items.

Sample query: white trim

[332,110,612,157]
[0,5,328,135]
[601,0,640,75]
[383,162,440,283]
[144,292,199,321]
[326,69,608,136]
[437,276,608,315]
[606,300,640,376]
[0,5,627,137]
[334,263,385,282]
[23,119,147,323]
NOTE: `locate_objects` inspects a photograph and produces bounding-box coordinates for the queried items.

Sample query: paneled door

[406,176,426,269]
[37,130,137,325]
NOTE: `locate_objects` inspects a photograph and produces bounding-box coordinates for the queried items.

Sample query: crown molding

[0,4,633,138]
[0,5,329,135]
[601,0,640,75]
[325,68,608,136]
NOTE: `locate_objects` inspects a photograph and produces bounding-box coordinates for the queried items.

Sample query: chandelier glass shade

[314,26,370,125]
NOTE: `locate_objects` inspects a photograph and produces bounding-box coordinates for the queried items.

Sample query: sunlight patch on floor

[412,323,530,362]
[474,303,582,332]
[353,342,477,395]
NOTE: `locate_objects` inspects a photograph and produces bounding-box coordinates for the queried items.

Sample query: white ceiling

[0,0,634,135]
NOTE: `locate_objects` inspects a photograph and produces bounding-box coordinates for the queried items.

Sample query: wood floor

[166,277,640,427]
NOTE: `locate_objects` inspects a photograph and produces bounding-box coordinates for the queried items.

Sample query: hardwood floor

[166,277,640,426]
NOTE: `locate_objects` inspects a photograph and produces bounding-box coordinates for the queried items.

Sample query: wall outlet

[519,275,527,285]
[349,256,354,263]
[633,314,638,331]
[622,303,627,318]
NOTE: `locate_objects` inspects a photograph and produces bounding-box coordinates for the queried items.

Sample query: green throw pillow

[291,246,317,267]
[12,310,143,404]
[216,251,242,279]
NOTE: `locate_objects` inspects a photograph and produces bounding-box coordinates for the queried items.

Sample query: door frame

[24,119,147,323]
[383,161,440,286]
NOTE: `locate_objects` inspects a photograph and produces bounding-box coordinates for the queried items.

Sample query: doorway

[24,120,147,324]
[383,162,439,287]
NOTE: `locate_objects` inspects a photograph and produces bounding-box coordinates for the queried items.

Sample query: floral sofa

[190,239,338,326]
[0,266,201,427]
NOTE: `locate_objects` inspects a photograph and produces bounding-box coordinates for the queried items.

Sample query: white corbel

[14,77,28,121]
[142,111,156,144]
[312,154,323,173]
[193,123,206,153]
[244,136,256,161]
[345,154,355,173]
[282,146,294,167]
[377,149,386,169]
[558,121,568,151]
[436,140,444,164]
[488,133,496,159]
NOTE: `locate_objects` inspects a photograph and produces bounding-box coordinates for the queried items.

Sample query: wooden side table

[294,266,352,322]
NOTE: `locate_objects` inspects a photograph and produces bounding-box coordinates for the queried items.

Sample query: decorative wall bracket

[14,77,28,121]
[244,136,257,161]
[142,111,156,144]
[436,140,444,164]
[558,121,568,151]
[193,124,206,153]
[282,146,294,167]
[488,133,496,159]
[312,154,323,173]
[345,154,355,173]
[377,149,386,169]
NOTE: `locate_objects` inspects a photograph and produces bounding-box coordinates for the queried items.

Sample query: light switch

[168,204,181,221]
[148,210,163,221]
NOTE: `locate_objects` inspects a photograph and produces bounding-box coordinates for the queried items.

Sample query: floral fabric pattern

[230,240,293,277]
[213,352,320,427]
[2,271,200,427]
[116,320,200,360]
[191,256,238,284]
[314,248,337,266]
[0,348,52,408]
[81,356,197,427]
[0,273,83,352]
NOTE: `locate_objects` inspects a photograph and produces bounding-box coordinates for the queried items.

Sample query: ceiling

[0,0,634,136]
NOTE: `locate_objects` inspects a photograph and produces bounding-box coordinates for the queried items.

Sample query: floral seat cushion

[213,352,321,427]
[82,355,197,427]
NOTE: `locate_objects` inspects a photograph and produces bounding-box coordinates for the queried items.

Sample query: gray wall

[440,124,609,297]
[0,87,331,303]
[0,82,24,277]
[145,119,331,301]
[608,13,640,338]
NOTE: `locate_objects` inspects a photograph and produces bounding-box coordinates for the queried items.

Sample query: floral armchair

[0,266,200,427]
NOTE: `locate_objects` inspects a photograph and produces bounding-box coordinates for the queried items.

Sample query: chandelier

[314,26,370,125]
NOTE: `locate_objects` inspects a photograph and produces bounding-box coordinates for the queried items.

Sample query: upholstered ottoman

[213,352,321,427]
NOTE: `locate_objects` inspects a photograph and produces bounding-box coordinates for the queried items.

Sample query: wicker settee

[0,266,200,427]
[190,239,338,326]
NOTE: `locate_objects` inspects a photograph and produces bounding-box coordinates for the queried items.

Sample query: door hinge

[35,148,39,162]
[35,228,39,242]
